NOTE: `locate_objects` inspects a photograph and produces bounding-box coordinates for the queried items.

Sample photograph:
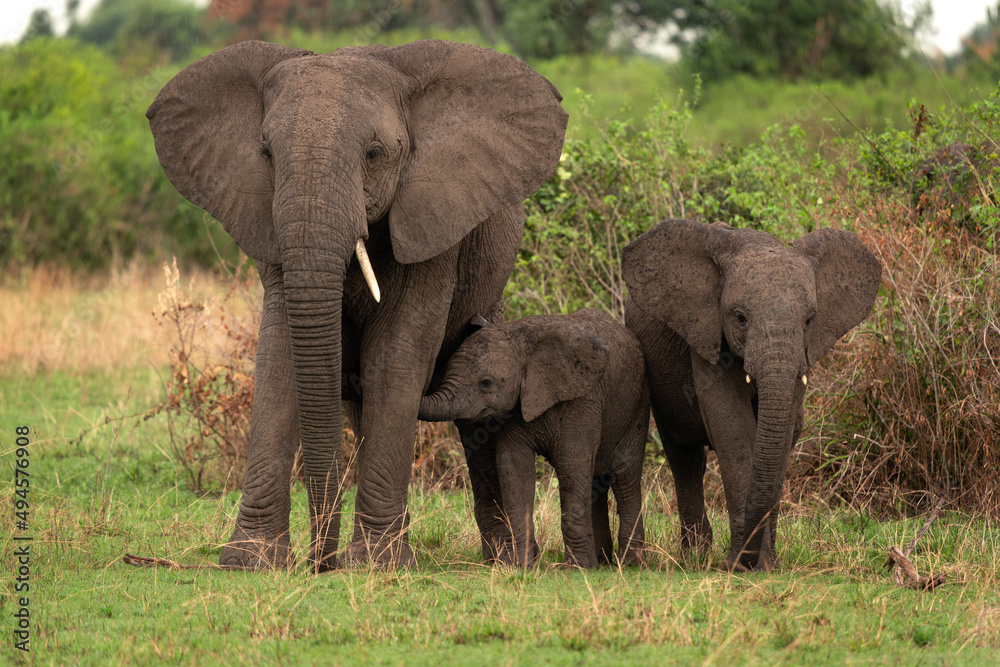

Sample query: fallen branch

[123,553,247,571]
[883,498,947,591]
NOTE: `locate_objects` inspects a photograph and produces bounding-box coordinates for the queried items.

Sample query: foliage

[2,25,997,272]
[151,258,261,493]
[792,88,1000,517]
[19,8,55,44]
[0,38,237,271]
[671,0,931,82]
[69,0,208,64]
[953,1,1000,81]
[508,82,833,320]
[206,0,675,58]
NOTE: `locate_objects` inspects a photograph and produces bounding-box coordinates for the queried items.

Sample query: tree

[956,2,1000,79]
[205,0,675,59]
[670,0,931,81]
[69,0,206,62]
[20,9,55,44]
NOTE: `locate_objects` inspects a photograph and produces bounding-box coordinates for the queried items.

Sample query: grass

[1,271,998,663]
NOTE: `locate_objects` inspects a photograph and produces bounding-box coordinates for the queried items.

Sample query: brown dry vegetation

[790,192,1000,518]
[0,263,170,374]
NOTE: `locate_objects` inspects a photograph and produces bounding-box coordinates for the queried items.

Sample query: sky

[0,0,997,55]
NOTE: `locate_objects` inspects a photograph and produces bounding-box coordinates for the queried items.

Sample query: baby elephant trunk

[419,381,466,422]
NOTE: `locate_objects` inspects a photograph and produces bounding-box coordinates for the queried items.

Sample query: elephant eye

[365,143,384,163]
[260,141,272,160]
[479,378,493,392]
[734,311,748,326]
[805,313,816,327]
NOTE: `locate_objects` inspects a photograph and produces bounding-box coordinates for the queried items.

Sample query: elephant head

[420,315,610,423]
[622,219,880,569]
[147,40,567,567]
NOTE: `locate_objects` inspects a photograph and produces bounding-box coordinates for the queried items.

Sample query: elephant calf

[622,219,881,571]
[420,309,649,568]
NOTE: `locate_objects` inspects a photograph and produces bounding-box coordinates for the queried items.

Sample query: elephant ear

[146,41,313,264]
[380,40,568,264]
[520,324,610,423]
[793,228,882,366]
[622,219,731,364]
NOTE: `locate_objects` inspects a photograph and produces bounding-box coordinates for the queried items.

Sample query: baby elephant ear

[622,219,729,365]
[380,40,568,265]
[521,324,610,422]
[792,228,882,365]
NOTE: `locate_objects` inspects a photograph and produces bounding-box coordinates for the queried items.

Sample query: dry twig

[122,553,247,571]
[883,498,947,591]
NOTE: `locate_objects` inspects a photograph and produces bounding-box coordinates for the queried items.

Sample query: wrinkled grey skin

[622,219,880,571]
[146,40,567,570]
[420,309,649,568]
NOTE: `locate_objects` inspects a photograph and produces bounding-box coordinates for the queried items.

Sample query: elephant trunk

[419,380,467,422]
[274,159,368,572]
[739,352,800,570]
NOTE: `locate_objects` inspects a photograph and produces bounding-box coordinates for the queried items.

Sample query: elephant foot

[616,545,646,567]
[219,526,295,570]
[342,534,415,569]
[561,555,599,570]
[561,546,599,570]
[679,519,714,555]
[490,538,540,567]
[725,550,779,572]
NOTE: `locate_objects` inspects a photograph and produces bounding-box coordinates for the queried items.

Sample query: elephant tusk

[355,238,380,303]
[802,375,808,386]
[746,374,751,384]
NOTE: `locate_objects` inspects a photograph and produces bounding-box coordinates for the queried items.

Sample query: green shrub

[0,38,238,271]
[508,83,835,319]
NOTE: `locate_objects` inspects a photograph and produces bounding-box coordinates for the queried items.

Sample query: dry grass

[0,261,256,376]
[790,183,1000,517]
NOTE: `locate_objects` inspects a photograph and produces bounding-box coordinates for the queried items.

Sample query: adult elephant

[147,40,567,570]
[622,219,880,571]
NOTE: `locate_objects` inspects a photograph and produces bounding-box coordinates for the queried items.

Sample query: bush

[0,38,239,271]
[508,83,833,320]
[152,258,262,493]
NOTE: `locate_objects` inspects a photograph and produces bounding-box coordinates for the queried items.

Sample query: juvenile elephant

[147,40,567,570]
[622,219,880,571]
[420,309,649,568]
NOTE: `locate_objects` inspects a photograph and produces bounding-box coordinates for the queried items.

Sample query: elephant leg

[591,481,613,565]
[611,423,647,566]
[495,428,539,567]
[220,262,298,570]
[550,416,601,569]
[654,403,713,556]
[555,464,599,569]
[457,418,523,563]
[690,353,758,569]
[342,373,424,567]
[342,274,454,567]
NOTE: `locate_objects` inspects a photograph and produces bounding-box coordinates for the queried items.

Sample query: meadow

[2,25,1000,664]
[1,272,998,663]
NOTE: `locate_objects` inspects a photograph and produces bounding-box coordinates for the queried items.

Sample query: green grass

[1,370,998,664]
